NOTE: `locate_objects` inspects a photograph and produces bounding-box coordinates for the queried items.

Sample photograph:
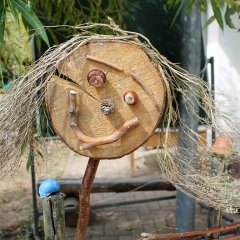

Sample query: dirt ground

[0,140,162,239]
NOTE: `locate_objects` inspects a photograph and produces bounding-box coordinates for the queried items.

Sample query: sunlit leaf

[6,0,18,20]
[203,15,215,29]
[196,0,207,12]
[210,0,224,30]
[13,0,49,46]
[225,5,236,29]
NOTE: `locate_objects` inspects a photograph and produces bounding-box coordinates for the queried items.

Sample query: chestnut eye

[87,69,106,87]
[124,91,138,105]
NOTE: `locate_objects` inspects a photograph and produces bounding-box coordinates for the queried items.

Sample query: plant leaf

[170,1,183,28]
[20,139,27,155]
[210,0,224,30]
[48,28,59,45]
[196,0,207,12]
[36,149,44,160]
[0,1,6,45]
[225,5,236,29]
[6,0,18,20]
[13,0,49,46]
[185,0,194,13]
[26,148,34,171]
[203,15,216,29]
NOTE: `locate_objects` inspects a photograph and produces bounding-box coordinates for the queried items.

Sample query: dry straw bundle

[1,20,240,213]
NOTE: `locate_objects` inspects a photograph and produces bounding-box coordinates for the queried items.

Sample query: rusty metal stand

[75,158,100,240]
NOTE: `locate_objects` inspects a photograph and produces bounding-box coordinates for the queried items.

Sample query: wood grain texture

[46,40,166,159]
[42,193,65,240]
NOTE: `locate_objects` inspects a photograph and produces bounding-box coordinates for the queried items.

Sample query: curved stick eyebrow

[86,55,123,72]
[86,55,160,111]
[69,90,140,151]
[131,73,160,111]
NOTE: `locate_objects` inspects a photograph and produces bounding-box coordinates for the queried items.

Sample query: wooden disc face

[46,40,166,159]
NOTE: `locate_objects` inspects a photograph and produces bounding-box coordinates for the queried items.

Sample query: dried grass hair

[1,19,240,213]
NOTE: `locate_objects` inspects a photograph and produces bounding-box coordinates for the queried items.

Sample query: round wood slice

[46,40,166,159]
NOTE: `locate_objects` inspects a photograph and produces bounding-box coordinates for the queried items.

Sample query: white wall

[205,14,240,126]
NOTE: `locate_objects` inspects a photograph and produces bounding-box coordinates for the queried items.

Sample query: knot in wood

[69,106,75,113]
[100,99,114,115]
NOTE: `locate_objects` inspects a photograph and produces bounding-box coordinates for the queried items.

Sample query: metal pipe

[207,56,222,239]
[176,4,202,231]
[209,57,215,141]
[92,195,176,210]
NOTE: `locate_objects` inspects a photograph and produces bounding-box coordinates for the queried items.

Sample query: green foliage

[210,0,224,30]
[32,0,128,26]
[165,0,240,31]
[14,0,49,46]
[0,12,31,85]
[6,0,18,20]
[0,1,6,43]
[0,0,131,82]
[0,0,49,46]
[30,0,130,52]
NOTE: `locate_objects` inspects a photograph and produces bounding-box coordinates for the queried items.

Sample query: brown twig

[75,158,100,240]
[69,90,140,150]
[86,55,123,71]
[131,73,160,111]
[140,222,240,240]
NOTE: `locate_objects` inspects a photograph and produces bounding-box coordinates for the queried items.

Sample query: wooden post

[129,152,135,176]
[208,208,222,239]
[75,158,100,240]
[42,193,65,240]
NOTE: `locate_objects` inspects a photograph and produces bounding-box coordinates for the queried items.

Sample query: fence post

[42,193,65,240]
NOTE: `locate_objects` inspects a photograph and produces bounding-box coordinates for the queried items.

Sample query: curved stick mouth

[69,90,140,151]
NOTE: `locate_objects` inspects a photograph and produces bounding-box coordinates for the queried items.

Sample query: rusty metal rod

[75,158,100,240]
[141,221,240,240]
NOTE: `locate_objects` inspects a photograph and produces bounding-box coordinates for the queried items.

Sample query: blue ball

[39,178,60,198]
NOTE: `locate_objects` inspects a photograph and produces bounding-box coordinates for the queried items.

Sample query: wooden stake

[207,207,222,239]
[129,152,135,176]
[42,193,65,240]
[75,158,100,240]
